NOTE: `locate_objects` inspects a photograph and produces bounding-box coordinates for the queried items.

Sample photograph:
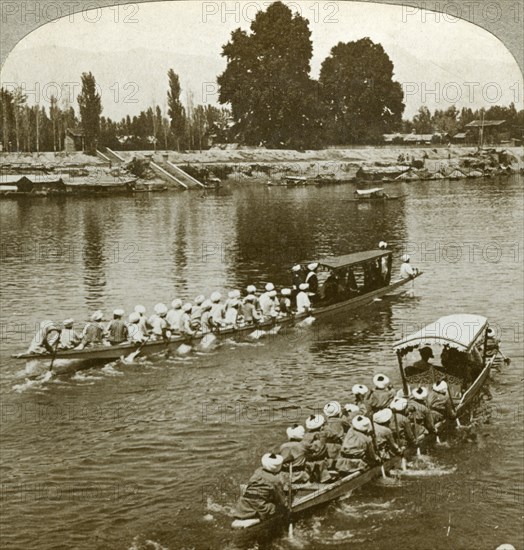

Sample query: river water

[0,176,522,550]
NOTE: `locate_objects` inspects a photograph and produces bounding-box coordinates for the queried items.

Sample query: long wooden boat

[13,250,421,371]
[231,314,497,536]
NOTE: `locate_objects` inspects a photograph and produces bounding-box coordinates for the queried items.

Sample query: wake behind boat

[230,314,505,537]
[14,248,421,373]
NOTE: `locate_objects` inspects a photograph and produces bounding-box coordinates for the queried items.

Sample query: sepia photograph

[0,1,523,549]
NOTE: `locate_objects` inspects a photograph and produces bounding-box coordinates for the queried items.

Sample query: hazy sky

[1,1,522,120]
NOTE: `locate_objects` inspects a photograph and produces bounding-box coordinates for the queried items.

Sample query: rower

[134,305,150,336]
[224,298,240,328]
[279,288,292,315]
[352,384,373,415]
[245,285,260,311]
[280,425,309,483]
[408,387,437,436]
[296,283,311,315]
[210,292,225,326]
[234,453,288,521]
[368,374,396,412]
[390,397,415,447]
[378,241,392,284]
[372,408,402,459]
[484,327,501,359]
[180,303,195,336]
[427,381,456,423]
[343,403,360,426]
[336,415,378,474]
[241,294,261,325]
[302,414,331,483]
[191,295,205,328]
[305,263,319,302]
[167,299,183,332]
[405,346,434,377]
[59,319,80,349]
[106,309,128,345]
[259,283,277,317]
[27,320,61,354]
[127,312,147,343]
[199,300,214,333]
[400,254,418,279]
[79,311,104,348]
[149,303,170,341]
[323,401,348,468]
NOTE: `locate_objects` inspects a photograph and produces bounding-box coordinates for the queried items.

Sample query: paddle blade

[200,333,217,349]
[297,316,315,327]
[401,457,407,471]
[247,329,266,340]
[177,343,192,355]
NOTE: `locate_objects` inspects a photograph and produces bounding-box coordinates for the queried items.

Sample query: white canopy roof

[356,188,384,195]
[393,314,488,353]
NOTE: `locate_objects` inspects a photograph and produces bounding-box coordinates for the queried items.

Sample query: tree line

[1,1,522,153]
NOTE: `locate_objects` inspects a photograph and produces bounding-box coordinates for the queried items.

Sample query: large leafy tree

[167,69,186,151]
[319,38,404,144]
[217,1,322,149]
[77,72,102,154]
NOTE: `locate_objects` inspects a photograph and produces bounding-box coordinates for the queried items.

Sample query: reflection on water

[0,176,522,550]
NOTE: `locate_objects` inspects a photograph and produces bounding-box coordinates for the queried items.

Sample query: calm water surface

[0,176,523,550]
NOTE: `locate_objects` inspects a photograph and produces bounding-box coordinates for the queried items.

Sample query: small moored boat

[350,187,405,201]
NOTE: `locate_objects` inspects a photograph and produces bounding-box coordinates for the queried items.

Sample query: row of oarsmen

[27,283,314,353]
[233,373,455,521]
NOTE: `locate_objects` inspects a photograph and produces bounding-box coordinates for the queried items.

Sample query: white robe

[296,291,311,314]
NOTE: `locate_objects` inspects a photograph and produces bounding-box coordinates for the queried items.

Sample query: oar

[444,377,462,428]
[369,417,387,479]
[48,333,61,372]
[496,348,511,365]
[392,411,407,471]
[287,463,294,538]
[124,337,150,363]
[411,412,422,457]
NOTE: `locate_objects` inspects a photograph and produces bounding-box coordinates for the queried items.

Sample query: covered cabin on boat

[393,313,490,396]
[0,174,65,194]
[299,249,393,303]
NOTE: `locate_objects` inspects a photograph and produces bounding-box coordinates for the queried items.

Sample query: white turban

[286,424,305,441]
[305,414,325,431]
[261,453,283,473]
[323,401,341,418]
[373,374,390,390]
[352,415,371,433]
[352,384,369,396]
[373,408,393,424]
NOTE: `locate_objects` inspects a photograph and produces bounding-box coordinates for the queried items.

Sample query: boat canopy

[304,249,390,270]
[356,188,384,195]
[393,314,488,353]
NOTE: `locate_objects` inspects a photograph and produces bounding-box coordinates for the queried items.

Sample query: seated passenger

[106,309,128,345]
[336,415,378,474]
[234,453,288,521]
[296,283,312,314]
[408,387,437,436]
[405,346,434,377]
[302,415,331,483]
[167,299,183,332]
[427,381,455,423]
[245,285,261,311]
[305,263,319,302]
[390,397,415,447]
[372,408,402,460]
[28,320,62,354]
[322,271,339,303]
[59,319,80,350]
[280,425,309,484]
[368,374,396,411]
[78,311,105,348]
[400,254,418,279]
[323,401,348,467]
[351,384,373,416]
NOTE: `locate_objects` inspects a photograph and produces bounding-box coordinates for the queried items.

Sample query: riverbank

[1,145,522,188]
